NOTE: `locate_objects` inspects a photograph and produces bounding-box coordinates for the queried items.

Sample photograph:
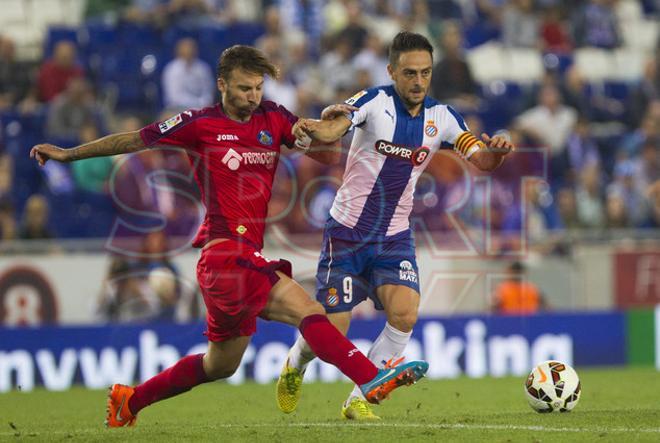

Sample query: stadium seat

[574,49,615,83]
[621,19,658,52]
[504,49,544,84]
[1,0,27,23]
[466,43,507,83]
[464,23,500,49]
[612,49,646,81]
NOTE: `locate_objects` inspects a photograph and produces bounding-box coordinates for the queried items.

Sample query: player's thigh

[376,284,420,333]
[261,271,324,327]
[327,311,352,335]
[203,335,252,379]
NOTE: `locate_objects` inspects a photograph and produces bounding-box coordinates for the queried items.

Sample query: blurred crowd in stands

[0,0,658,256]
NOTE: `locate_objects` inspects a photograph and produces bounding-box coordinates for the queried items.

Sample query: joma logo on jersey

[221,149,277,170]
[374,140,430,166]
[217,134,239,141]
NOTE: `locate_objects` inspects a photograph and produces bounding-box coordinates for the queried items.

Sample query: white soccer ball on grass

[524,360,581,413]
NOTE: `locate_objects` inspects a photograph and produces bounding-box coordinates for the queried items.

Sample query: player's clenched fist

[30,144,69,166]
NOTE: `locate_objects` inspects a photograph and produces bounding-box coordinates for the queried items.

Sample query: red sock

[299,314,378,385]
[129,353,209,414]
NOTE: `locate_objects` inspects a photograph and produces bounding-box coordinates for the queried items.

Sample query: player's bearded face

[219,69,264,118]
[389,50,433,108]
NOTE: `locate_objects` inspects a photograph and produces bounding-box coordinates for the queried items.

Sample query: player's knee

[387,310,418,333]
[299,301,325,320]
[203,355,241,380]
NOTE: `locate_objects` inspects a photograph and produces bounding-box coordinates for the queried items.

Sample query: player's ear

[217,77,226,94]
[387,64,394,79]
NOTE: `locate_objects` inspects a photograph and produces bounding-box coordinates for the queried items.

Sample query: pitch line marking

[1,422,659,436]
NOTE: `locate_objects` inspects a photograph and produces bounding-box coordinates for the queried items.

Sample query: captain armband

[454,132,486,159]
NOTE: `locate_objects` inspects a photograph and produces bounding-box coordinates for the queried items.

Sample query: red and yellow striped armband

[454,131,485,159]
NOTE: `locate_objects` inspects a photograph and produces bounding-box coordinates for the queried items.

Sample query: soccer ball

[524,360,581,413]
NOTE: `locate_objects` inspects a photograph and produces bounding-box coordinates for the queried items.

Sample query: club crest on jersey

[425,121,438,137]
[257,130,273,145]
[399,260,418,283]
[374,140,430,166]
[159,114,182,133]
[326,288,339,307]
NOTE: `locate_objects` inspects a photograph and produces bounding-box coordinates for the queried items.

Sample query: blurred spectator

[540,6,572,53]
[279,0,325,54]
[491,261,547,315]
[138,231,182,321]
[94,257,162,323]
[556,187,582,230]
[352,34,390,88]
[0,200,16,241]
[628,56,658,128]
[631,142,659,197]
[19,194,52,240]
[256,5,304,55]
[111,114,200,238]
[122,0,169,27]
[572,0,620,49]
[502,0,540,48]
[561,64,623,122]
[604,188,630,229]
[0,154,12,204]
[71,124,114,194]
[37,41,84,103]
[338,0,369,55]
[608,159,649,226]
[515,84,577,157]
[575,163,606,229]
[431,22,478,108]
[644,180,660,228]
[502,179,563,253]
[556,116,600,186]
[620,108,658,157]
[361,0,402,43]
[46,78,104,142]
[162,38,215,110]
[0,154,15,240]
[264,58,299,113]
[0,35,31,109]
[319,36,356,94]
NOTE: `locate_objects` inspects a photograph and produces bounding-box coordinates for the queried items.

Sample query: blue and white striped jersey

[328,85,476,240]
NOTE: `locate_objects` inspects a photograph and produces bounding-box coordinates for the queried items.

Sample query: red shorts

[196,240,292,342]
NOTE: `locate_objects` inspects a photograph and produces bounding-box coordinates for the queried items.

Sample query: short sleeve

[275,104,300,149]
[139,110,199,149]
[344,88,379,130]
[441,106,484,158]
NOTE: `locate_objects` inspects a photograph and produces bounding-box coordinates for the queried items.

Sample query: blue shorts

[314,229,420,313]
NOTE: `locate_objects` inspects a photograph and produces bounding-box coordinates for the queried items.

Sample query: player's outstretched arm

[467,132,515,172]
[292,117,351,165]
[30,131,147,166]
[294,116,352,145]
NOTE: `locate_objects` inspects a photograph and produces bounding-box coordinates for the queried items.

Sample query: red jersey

[139,101,298,249]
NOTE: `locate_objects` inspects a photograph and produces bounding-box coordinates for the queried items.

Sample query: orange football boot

[105,384,137,428]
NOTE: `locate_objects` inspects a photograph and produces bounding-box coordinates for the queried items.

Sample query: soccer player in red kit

[30,45,429,427]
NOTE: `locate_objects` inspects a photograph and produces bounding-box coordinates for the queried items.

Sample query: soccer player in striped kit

[278,32,514,420]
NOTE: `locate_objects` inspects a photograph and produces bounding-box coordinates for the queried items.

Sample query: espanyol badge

[425,121,438,137]
[326,288,339,307]
[257,130,273,145]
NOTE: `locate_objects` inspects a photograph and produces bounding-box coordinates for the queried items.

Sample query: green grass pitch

[1,367,658,442]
